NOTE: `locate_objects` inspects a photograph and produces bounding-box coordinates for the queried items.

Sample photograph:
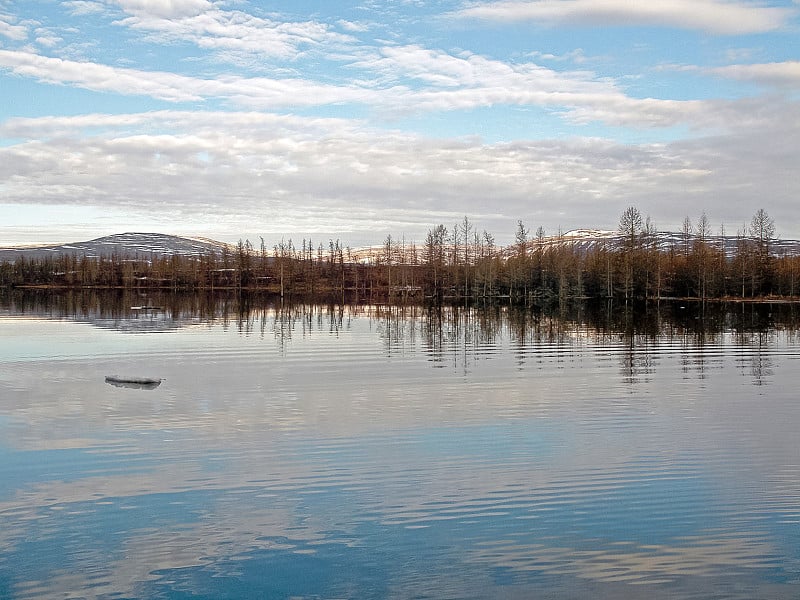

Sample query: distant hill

[507,229,800,260]
[0,233,232,262]
[350,229,800,264]
[3,230,800,265]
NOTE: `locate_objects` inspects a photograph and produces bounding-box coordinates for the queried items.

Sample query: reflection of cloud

[4,492,329,599]
[0,436,340,598]
[468,531,777,583]
[2,306,800,597]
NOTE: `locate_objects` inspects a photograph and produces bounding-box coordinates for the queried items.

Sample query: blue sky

[1,0,799,245]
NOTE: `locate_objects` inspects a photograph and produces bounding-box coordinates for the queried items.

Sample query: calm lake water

[1,292,800,599]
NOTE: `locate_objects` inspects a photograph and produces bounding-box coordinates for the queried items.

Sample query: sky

[0,0,798,247]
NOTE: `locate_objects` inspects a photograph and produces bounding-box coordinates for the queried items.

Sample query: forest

[2,208,798,303]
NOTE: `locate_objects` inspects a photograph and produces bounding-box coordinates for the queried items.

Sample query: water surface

[1,293,799,599]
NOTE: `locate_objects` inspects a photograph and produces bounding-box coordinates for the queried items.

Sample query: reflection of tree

[507,306,535,368]
[263,303,349,353]
[423,305,445,367]
[374,304,419,357]
[2,290,795,387]
[729,303,778,386]
[419,305,475,372]
[619,333,655,385]
[750,332,774,386]
[0,288,227,333]
[734,330,775,386]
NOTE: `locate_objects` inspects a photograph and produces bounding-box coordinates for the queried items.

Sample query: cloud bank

[455,0,795,34]
[2,107,798,243]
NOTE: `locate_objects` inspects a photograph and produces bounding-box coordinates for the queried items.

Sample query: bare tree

[509,220,530,301]
[383,234,394,295]
[642,215,659,299]
[681,216,693,257]
[462,216,474,298]
[750,208,776,295]
[695,211,712,301]
[424,224,447,300]
[273,238,293,299]
[750,208,775,247]
[619,206,643,244]
[515,220,529,256]
[618,206,643,300]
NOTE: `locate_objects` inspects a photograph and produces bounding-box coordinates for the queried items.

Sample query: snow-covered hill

[509,229,800,259]
[3,230,799,264]
[0,233,232,262]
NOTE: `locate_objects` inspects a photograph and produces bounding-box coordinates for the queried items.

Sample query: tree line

[2,208,798,303]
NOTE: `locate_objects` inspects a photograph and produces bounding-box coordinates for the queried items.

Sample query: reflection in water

[1,291,800,599]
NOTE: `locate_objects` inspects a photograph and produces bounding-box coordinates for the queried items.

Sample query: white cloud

[711,60,800,88]
[454,0,795,35]
[337,19,371,33]
[0,49,203,101]
[353,45,729,129]
[111,0,214,19]
[62,1,110,16]
[0,46,779,132]
[34,27,62,48]
[110,2,356,62]
[528,48,588,63]
[0,13,28,41]
[0,49,373,106]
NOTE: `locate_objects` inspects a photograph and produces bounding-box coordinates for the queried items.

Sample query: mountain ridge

[0,233,232,262]
[3,230,800,263]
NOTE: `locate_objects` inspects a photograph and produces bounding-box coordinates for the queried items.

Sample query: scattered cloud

[454,0,795,35]
[0,42,792,141]
[110,2,357,63]
[724,47,757,62]
[0,13,28,41]
[0,47,656,128]
[527,48,588,64]
[34,27,63,48]
[62,1,107,17]
[353,45,737,129]
[337,19,371,33]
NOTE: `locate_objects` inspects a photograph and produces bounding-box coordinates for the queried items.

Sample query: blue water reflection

[1,295,800,598]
